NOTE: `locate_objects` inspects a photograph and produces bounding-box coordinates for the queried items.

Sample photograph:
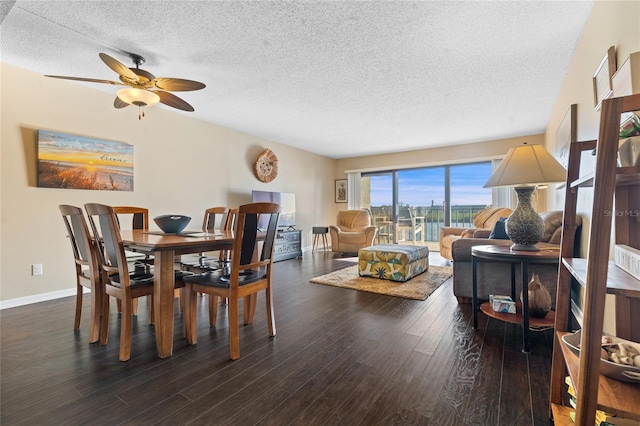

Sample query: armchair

[329,210,377,254]
[439,207,513,261]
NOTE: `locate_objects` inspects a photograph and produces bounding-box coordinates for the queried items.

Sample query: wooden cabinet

[273,229,302,262]
[549,93,640,425]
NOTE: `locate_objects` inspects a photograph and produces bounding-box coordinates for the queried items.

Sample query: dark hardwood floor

[1,251,554,425]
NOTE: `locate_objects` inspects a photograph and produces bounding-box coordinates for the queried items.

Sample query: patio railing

[369,205,488,242]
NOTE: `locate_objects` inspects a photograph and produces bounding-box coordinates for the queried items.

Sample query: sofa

[439,207,513,261]
[329,210,377,254]
[451,210,581,305]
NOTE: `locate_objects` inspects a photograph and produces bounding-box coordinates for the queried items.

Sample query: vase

[520,273,552,318]
[506,186,544,251]
[618,136,640,167]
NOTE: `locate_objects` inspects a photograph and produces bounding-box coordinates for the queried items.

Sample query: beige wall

[543,0,640,332]
[336,134,543,174]
[0,63,336,303]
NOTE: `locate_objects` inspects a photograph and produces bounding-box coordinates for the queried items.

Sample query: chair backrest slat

[224,208,238,232]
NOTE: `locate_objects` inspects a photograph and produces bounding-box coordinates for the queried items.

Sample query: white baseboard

[0,287,86,310]
[2,249,321,310]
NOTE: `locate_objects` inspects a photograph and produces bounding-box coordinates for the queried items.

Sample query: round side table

[312,226,329,251]
[471,244,560,353]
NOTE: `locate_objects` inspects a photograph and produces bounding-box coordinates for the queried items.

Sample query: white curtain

[491,159,516,209]
[347,172,361,210]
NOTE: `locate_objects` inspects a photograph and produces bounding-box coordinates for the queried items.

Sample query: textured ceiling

[1,1,593,159]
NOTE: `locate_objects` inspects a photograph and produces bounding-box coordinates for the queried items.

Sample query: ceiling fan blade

[155,91,195,112]
[114,96,129,109]
[45,75,125,86]
[99,53,138,83]
[148,78,206,92]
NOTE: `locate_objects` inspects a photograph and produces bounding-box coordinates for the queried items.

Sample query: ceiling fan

[46,52,206,119]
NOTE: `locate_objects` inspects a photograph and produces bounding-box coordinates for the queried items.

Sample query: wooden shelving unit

[549,93,640,425]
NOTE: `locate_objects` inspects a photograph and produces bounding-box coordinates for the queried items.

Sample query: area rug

[309,265,452,300]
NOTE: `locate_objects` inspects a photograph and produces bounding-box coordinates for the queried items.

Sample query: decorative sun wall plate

[254,148,278,182]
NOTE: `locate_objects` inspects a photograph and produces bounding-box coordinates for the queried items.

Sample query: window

[361,161,493,244]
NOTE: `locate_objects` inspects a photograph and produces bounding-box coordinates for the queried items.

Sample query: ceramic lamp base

[506,186,544,251]
[510,243,540,252]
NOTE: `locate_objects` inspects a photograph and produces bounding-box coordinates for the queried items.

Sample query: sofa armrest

[329,225,340,251]
[473,229,492,238]
[461,228,483,238]
[364,226,377,246]
[439,227,466,240]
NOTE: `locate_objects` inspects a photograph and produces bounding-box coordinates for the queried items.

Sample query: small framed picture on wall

[593,46,616,111]
[335,179,347,203]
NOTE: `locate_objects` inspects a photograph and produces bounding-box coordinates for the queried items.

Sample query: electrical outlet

[32,264,43,276]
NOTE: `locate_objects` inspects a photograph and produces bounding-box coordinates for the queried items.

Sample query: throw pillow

[489,217,509,240]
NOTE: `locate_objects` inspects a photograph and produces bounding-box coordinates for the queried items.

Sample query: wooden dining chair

[181,207,237,321]
[113,206,152,267]
[219,208,238,264]
[183,202,280,360]
[112,206,155,315]
[112,206,149,230]
[59,205,103,343]
[85,203,187,361]
[181,206,238,270]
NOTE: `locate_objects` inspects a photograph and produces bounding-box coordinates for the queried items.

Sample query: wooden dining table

[119,229,235,358]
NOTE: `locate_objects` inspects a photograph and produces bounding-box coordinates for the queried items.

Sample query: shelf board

[570,166,640,188]
[562,258,640,298]
[557,331,640,420]
[480,302,555,327]
[550,403,574,426]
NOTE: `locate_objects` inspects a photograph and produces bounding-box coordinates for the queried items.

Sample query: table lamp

[483,143,567,251]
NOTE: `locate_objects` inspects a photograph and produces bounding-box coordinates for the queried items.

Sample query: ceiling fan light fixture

[116,88,160,107]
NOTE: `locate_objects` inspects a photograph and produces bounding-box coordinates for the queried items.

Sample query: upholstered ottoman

[358,244,429,282]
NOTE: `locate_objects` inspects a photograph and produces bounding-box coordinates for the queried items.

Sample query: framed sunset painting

[37,130,134,191]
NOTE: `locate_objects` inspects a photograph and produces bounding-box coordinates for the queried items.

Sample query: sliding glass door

[361,161,492,247]
[397,168,444,243]
[449,162,493,227]
[362,172,394,243]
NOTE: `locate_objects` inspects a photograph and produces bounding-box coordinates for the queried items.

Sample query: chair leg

[132,298,139,316]
[243,294,257,325]
[176,288,184,315]
[100,296,110,345]
[185,285,198,345]
[265,287,276,337]
[119,299,133,362]
[88,285,101,344]
[74,284,83,330]
[208,295,218,326]
[228,296,240,360]
[147,295,155,325]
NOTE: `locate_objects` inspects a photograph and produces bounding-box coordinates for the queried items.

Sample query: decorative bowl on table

[153,215,191,234]
[562,330,640,383]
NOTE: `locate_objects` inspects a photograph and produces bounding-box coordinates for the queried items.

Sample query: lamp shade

[116,88,160,107]
[483,143,566,188]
